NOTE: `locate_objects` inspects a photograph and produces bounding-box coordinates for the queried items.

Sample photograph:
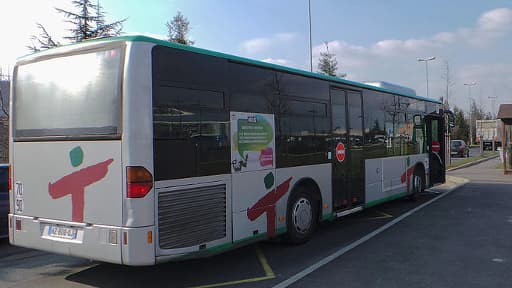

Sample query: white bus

[9,36,446,265]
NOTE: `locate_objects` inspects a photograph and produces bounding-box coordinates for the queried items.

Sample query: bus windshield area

[14,47,124,140]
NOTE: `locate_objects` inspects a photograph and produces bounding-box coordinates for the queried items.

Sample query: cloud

[240,33,298,55]
[477,8,512,32]
[275,33,297,42]
[304,7,512,113]
[262,58,291,66]
[240,37,272,54]
[311,7,512,76]
[469,8,512,46]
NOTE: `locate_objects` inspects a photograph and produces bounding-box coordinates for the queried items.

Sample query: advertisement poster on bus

[230,112,275,173]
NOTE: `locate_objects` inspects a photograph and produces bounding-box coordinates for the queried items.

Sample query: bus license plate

[49,226,77,240]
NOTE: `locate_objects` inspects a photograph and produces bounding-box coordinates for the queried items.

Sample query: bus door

[425,114,446,185]
[330,88,365,211]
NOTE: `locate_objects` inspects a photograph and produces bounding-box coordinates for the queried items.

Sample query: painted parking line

[346,210,394,222]
[272,190,455,288]
[191,246,275,288]
[368,211,393,220]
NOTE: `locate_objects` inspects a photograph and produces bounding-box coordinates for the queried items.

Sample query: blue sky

[2,0,511,115]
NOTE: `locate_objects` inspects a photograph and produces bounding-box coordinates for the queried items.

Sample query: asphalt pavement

[287,157,512,288]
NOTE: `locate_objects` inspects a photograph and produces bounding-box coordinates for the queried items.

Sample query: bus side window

[153,86,229,181]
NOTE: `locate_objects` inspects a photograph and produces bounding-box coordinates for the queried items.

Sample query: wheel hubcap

[413,175,422,194]
[292,198,312,234]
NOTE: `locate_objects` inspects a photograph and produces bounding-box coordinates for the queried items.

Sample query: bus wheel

[286,187,318,244]
[410,167,425,201]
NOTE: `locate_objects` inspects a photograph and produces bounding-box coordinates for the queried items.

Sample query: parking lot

[1,191,440,288]
[1,157,511,288]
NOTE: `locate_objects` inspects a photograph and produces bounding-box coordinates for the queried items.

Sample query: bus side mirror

[413,115,423,128]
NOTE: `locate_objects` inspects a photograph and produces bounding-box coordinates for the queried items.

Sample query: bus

[8,35,446,265]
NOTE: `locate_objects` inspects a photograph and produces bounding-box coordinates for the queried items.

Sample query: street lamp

[464,82,477,146]
[417,56,436,97]
[308,0,313,72]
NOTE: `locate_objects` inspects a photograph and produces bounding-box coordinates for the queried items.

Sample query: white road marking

[273,189,457,288]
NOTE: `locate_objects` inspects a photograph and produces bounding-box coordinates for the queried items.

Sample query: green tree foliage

[317,42,338,77]
[28,0,126,52]
[57,0,126,42]
[166,11,194,45]
[452,106,469,142]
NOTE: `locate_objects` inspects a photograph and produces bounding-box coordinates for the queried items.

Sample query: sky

[1,0,511,116]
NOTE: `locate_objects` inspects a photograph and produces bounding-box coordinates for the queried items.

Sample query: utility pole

[464,82,477,146]
[308,0,313,72]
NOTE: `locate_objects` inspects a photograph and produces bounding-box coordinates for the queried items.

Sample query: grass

[447,151,498,170]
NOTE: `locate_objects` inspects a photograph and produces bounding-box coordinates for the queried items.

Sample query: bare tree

[166,11,194,45]
[440,60,455,109]
[0,88,7,116]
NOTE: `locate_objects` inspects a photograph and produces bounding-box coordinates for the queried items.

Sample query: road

[286,157,512,288]
[0,157,510,288]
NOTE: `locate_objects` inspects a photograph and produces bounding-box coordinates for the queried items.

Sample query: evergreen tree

[166,11,194,45]
[28,0,126,52]
[56,0,125,42]
[317,42,338,77]
[27,23,60,52]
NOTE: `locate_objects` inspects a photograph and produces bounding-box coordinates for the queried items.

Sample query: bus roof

[19,35,441,104]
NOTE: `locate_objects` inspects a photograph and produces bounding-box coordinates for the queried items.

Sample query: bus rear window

[14,47,124,140]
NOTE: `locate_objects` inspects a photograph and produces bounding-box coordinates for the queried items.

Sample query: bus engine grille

[158,184,227,249]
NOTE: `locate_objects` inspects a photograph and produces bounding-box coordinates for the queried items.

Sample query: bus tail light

[126,166,153,198]
[147,231,153,244]
[15,219,22,231]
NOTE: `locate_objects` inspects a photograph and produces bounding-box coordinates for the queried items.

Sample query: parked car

[0,164,8,238]
[451,140,470,157]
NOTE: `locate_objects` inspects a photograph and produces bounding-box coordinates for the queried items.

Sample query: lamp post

[308,0,313,72]
[417,56,436,97]
[464,82,477,146]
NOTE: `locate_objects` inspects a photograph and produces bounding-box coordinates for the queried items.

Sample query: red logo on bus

[247,177,292,237]
[48,148,113,222]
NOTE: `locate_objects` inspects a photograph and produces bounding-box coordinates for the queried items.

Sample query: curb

[425,175,469,194]
[446,154,499,172]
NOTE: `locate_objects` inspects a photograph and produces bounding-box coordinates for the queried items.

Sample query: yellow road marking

[256,245,275,278]
[349,210,394,221]
[191,246,275,288]
[370,211,393,219]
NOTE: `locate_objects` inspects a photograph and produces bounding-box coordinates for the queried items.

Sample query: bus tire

[410,166,425,201]
[285,186,318,244]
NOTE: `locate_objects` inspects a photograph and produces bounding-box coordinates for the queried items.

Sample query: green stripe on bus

[364,192,408,208]
[205,227,287,254]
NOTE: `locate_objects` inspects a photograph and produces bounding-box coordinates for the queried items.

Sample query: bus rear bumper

[9,214,155,266]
